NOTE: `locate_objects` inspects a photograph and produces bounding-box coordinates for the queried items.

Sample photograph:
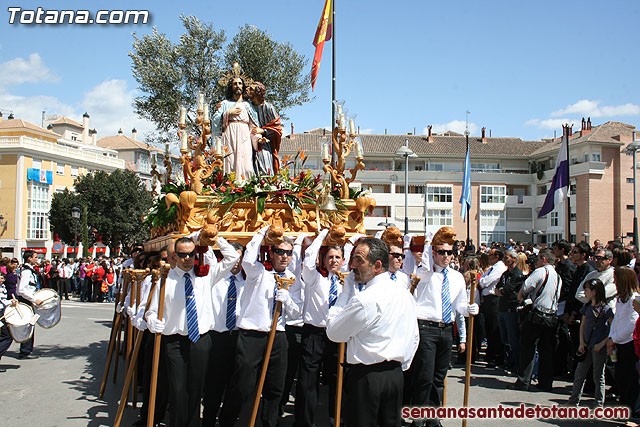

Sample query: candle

[203,104,209,122]
[339,114,346,130]
[197,93,204,111]
[336,104,342,115]
[165,142,169,155]
[215,137,222,156]
[179,106,186,125]
[322,142,330,160]
[349,119,356,136]
[355,139,363,158]
[152,153,157,167]
[181,131,188,151]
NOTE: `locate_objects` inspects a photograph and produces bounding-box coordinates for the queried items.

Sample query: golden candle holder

[179,102,216,195]
[322,120,365,200]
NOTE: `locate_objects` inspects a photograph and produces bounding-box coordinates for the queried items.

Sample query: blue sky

[1,0,639,145]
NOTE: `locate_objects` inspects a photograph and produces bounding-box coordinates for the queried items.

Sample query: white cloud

[426,120,479,135]
[80,79,155,137]
[0,90,75,125]
[551,99,640,118]
[359,128,375,134]
[524,117,581,131]
[0,53,58,87]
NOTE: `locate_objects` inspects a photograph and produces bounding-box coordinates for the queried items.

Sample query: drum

[4,302,36,343]
[34,288,61,328]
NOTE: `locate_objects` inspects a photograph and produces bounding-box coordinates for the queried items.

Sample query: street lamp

[395,139,418,235]
[71,206,80,256]
[524,229,542,245]
[623,136,640,247]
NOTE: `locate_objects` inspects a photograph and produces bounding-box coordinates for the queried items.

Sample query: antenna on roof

[465,110,470,137]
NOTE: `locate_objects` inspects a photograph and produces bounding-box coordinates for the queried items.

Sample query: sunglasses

[594,255,609,261]
[272,248,293,256]
[390,253,405,260]
[176,250,196,259]
[435,249,455,256]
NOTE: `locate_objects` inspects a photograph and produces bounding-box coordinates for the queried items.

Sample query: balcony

[505,195,535,208]
[0,136,125,169]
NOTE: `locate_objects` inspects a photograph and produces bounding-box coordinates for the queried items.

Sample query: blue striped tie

[358,283,364,291]
[184,273,200,343]
[390,272,397,281]
[226,275,236,330]
[329,275,338,307]
[441,268,452,323]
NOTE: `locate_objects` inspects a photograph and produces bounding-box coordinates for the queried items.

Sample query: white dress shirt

[326,272,419,370]
[575,266,616,307]
[478,260,507,296]
[145,237,239,336]
[211,271,245,332]
[286,234,306,327]
[238,227,303,332]
[302,229,346,328]
[132,275,153,330]
[609,292,640,344]
[414,265,469,321]
[18,264,39,303]
[389,270,410,290]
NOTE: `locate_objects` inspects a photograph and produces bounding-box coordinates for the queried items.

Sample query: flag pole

[565,124,572,242]
[466,132,470,244]
[331,0,336,134]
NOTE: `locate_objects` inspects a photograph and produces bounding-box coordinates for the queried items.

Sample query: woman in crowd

[516,252,530,276]
[607,266,640,422]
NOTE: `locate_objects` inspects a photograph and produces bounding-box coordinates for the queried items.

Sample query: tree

[129,16,310,142]
[49,169,153,252]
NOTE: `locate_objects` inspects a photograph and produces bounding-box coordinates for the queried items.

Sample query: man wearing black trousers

[327,237,420,427]
[145,236,239,427]
[17,250,44,359]
[225,226,303,427]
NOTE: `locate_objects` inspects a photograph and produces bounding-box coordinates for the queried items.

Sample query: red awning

[23,248,47,254]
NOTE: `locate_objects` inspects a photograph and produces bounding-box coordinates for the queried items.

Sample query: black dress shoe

[18,354,38,360]
[0,367,6,373]
[507,380,529,391]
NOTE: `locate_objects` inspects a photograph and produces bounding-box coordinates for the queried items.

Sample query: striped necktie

[441,268,452,323]
[184,273,200,343]
[358,283,364,291]
[390,272,397,281]
[226,275,236,330]
[329,275,338,308]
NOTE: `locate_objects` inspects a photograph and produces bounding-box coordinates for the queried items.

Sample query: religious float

[143,66,376,249]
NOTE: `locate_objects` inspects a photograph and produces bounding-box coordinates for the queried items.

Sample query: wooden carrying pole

[113,276,130,384]
[147,262,171,427]
[113,269,155,427]
[333,271,349,427]
[461,277,478,427]
[131,272,145,409]
[248,275,296,427]
[99,269,131,397]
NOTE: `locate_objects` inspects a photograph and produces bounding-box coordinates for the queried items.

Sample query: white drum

[4,302,36,343]
[34,288,61,328]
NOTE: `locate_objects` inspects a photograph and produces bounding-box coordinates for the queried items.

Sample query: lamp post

[623,136,640,247]
[395,139,417,235]
[524,229,542,245]
[71,206,80,257]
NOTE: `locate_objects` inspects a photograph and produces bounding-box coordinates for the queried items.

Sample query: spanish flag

[311,0,332,91]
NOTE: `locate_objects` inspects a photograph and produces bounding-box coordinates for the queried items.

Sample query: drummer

[0,273,18,372]
[17,250,44,359]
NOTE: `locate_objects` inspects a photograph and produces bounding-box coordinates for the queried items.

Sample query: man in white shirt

[478,247,507,367]
[145,236,239,427]
[225,226,303,427]
[17,250,44,359]
[403,227,478,427]
[326,237,419,427]
[203,241,245,427]
[575,248,616,308]
[295,228,344,427]
[388,243,410,290]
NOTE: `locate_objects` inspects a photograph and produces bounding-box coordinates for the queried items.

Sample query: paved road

[0,299,628,426]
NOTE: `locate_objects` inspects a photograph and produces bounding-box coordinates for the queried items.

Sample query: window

[481,231,506,244]
[427,209,453,226]
[537,185,547,196]
[481,185,506,204]
[584,153,589,163]
[139,153,150,174]
[427,186,452,203]
[628,205,635,210]
[471,162,500,173]
[628,178,635,184]
[550,211,559,227]
[480,210,506,228]
[570,183,577,195]
[32,158,41,169]
[56,164,65,175]
[570,212,577,221]
[71,166,78,177]
[592,153,601,162]
[547,233,563,244]
[428,162,443,172]
[27,181,49,240]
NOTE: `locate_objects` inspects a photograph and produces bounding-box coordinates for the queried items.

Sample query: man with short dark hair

[495,249,524,373]
[17,250,43,359]
[552,239,576,378]
[512,248,562,391]
[327,237,419,427]
[575,248,616,308]
[478,247,507,366]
